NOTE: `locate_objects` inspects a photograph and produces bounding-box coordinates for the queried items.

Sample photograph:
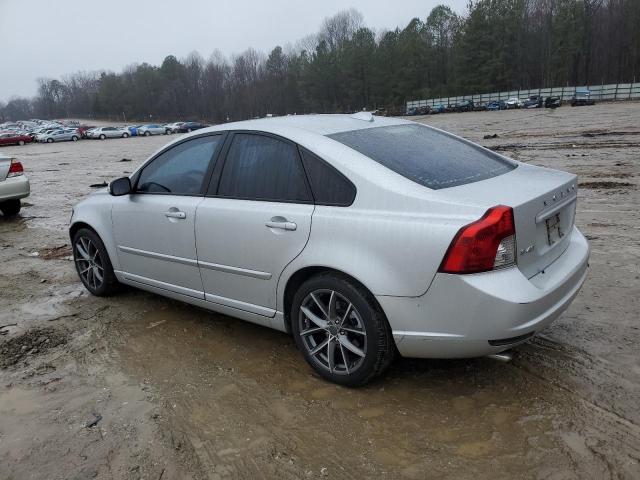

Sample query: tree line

[1,0,639,123]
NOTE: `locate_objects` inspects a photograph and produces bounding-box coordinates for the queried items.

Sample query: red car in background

[0,133,33,146]
[77,125,96,138]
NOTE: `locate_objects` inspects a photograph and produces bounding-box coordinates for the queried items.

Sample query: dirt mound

[579,181,635,189]
[0,327,67,368]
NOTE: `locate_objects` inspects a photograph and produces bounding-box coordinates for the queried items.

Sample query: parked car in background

[29,127,55,140]
[430,104,446,114]
[77,126,95,138]
[176,121,208,133]
[0,154,29,217]
[165,122,186,134]
[505,97,524,109]
[37,128,80,143]
[88,127,130,140]
[164,122,185,133]
[69,113,589,386]
[486,100,506,111]
[125,126,141,137]
[473,103,487,111]
[405,107,419,116]
[545,96,561,109]
[455,99,475,112]
[524,95,544,108]
[0,132,32,146]
[571,88,595,106]
[138,124,167,136]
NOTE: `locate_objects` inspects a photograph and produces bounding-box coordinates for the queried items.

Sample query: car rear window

[328,124,515,189]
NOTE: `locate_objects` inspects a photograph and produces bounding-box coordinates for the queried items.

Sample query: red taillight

[439,205,516,274]
[7,159,24,177]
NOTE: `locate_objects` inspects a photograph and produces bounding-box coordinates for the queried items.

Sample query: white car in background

[505,97,524,109]
[164,122,185,134]
[138,124,167,136]
[88,127,130,140]
[0,154,29,217]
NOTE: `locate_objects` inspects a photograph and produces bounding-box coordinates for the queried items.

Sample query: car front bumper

[0,174,30,202]
[378,226,589,358]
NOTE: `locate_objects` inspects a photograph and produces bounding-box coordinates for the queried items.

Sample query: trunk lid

[439,163,578,279]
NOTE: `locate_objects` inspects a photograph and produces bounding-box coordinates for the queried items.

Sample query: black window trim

[205,130,314,205]
[131,131,228,197]
[298,146,357,207]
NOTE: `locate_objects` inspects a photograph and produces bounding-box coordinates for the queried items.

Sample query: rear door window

[216,133,311,203]
[328,124,515,190]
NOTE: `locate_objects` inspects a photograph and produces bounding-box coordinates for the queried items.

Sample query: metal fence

[406,82,640,109]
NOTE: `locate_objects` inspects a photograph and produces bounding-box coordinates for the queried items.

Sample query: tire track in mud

[512,337,640,478]
[488,141,640,151]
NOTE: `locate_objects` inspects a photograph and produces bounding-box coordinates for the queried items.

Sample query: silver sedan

[138,124,167,136]
[88,127,130,140]
[69,114,589,386]
[37,128,80,143]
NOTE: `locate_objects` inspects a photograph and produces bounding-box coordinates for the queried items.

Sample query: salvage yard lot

[0,102,639,479]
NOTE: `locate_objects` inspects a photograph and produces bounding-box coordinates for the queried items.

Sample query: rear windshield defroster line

[328,124,516,190]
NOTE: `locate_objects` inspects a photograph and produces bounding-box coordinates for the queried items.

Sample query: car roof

[202,113,411,137]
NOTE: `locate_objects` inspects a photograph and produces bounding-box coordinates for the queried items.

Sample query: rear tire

[99,134,106,140]
[72,228,120,296]
[18,140,25,146]
[47,138,54,143]
[0,199,21,217]
[291,273,395,387]
[144,131,151,136]
[122,133,129,138]
[72,135,78,141]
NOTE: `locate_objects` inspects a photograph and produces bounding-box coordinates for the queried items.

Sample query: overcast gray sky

[0,0,467,102]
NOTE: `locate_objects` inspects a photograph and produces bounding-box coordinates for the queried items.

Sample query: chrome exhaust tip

[486,351,513,362]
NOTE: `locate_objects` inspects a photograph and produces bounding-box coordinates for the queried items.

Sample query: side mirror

[109,177,132,196]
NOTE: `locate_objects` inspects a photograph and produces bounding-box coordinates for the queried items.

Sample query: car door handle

[265,220,297,231]
[164,210,186,219]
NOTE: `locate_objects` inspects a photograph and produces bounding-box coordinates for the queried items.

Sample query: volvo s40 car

[69,113,589,386]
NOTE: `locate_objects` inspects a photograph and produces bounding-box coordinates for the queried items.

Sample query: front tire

[18,140,25,146]
[99,134,106,140]
[0,199,21,217]
[144,131,151,136]
[291,273,395,386]
[47,138,54,143]
[72,135,78,141]
[73,228,119,296]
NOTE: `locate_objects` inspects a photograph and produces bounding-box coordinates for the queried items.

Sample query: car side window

[216,133,311,203]
[137,135,222,195]
[300,149,356,206]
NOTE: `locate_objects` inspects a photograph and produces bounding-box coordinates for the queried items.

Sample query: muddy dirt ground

[1,103,639,479]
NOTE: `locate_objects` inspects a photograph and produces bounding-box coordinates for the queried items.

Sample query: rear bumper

[378,226,589,358]
[0,175,30,202]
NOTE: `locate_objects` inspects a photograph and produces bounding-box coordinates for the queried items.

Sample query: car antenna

[349,111,374,122]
